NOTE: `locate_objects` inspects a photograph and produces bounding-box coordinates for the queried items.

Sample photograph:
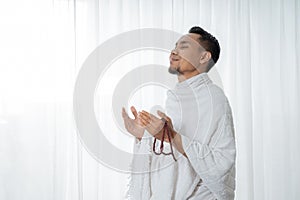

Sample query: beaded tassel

[152,121,177,161]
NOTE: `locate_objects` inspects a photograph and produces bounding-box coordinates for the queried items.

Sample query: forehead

[176,33,201,46]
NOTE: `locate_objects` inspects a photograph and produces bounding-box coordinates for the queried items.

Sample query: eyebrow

[175,41,190,46]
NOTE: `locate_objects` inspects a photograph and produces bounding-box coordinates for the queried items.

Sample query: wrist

[170,129,178,145]
[137,130,145,141]
[170,130,187,158]
[170,129,177,140]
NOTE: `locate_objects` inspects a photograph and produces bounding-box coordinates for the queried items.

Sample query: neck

[177,70,204,82]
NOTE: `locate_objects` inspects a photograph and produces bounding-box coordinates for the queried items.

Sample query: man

[122,26,236,200]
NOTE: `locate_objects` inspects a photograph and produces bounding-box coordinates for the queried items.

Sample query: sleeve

[180,103,236,199]
[132,137,142,154]
[132,131,153,154]
[126,131,153,200]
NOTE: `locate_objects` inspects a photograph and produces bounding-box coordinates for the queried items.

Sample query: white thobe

[126,72,236,200]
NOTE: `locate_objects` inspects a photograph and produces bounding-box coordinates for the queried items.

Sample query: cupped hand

[138,110,176,142]
[121,106,145,140]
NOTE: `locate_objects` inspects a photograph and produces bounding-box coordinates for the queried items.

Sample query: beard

[168,65,181,75]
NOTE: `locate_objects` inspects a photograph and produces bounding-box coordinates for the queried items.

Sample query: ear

[199,51,211,64]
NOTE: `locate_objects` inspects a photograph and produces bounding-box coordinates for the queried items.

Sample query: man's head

[169,26,220,80]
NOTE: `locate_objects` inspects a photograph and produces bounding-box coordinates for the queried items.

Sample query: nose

[171,49,178,55]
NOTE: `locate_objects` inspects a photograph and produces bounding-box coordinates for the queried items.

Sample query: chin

[168,66,179,75]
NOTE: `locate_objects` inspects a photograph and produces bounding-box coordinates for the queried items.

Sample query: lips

[170,57,180,62]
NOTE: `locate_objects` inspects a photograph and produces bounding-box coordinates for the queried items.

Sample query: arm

[176,112,236,199]
[137,109,236,179]
[168,130,187,158]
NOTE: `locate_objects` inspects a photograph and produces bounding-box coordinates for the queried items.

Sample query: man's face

[169,33,204,75]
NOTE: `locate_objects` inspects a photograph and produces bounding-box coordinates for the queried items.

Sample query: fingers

[157,110,171,122]
[131,106,138,119]
[122,106,138,119]
[122,107,129,119]
[122,107,131,130]
[139,116,149,127]
[140,110,159,120]
[138,111,164,134]
[122,106,139,119]
[139,110,156,123]
[138,111,151,126]
[157,110,165,119]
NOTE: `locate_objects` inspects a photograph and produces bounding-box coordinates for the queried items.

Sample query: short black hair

[189,26,220,71]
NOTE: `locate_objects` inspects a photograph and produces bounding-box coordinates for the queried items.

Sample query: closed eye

[180,46,188,49]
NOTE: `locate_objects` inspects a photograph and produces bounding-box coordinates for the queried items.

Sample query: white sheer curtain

[0,0,299,200]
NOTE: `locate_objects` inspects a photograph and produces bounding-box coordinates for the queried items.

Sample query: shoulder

[206,82,232,115]
[207,83,228,102]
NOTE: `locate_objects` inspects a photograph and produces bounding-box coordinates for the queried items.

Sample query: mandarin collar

[175,72,211,89]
